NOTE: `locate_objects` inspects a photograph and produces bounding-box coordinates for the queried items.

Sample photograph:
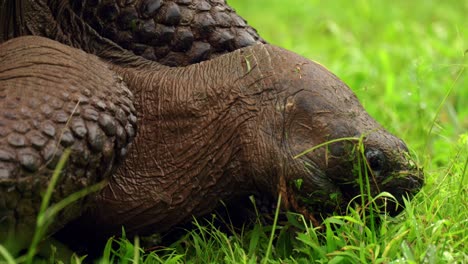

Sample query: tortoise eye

[365,148,386,173]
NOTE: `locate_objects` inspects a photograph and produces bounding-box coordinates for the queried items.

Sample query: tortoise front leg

[0,36,137,254]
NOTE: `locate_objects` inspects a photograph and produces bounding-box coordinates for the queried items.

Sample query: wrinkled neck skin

[86,44,283,236]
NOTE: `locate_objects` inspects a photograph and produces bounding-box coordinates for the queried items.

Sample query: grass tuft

[25,149,72,264]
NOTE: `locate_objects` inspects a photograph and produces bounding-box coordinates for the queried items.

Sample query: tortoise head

[243,45,423,217]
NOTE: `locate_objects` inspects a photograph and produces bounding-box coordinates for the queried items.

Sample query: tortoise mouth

[289,154,424,216]
[328,168,424,216]
[380,169,424,215]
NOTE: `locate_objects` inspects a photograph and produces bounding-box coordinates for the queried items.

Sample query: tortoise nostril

[365,148,386,173]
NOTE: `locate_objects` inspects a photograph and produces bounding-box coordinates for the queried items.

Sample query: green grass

[1,0,466,263]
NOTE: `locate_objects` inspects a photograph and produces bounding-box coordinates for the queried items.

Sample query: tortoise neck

[93,44,281,234]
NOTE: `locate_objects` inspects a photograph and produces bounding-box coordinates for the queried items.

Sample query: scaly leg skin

[0,36,137,255]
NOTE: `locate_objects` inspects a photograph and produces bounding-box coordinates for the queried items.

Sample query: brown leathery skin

[0,36,136,247]
[0,0,264,66]
[54,42,422,246]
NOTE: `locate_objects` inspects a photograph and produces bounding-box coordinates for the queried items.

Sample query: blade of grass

[0,244,16,264]
[25,148,106,264]
[294,137,360,159]
[43,180,107,222]
[25,149,71,264]
[262,193,282,264]
[132,236,140,264]
[424,65,465,154]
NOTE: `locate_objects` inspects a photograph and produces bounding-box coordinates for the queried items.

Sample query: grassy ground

[2,0,466,263]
